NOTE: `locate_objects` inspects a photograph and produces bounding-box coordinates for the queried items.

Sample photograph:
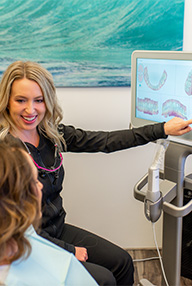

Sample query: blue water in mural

[0,0,184,86]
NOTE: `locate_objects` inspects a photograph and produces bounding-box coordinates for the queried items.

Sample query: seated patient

[0,141,98,286]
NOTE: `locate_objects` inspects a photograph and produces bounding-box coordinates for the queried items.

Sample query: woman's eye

[16,99,25,103]
[35,99,44,103]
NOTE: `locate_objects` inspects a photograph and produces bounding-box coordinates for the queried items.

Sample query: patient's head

[0,141,43,265]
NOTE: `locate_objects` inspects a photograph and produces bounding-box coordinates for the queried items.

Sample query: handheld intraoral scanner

[144,139,169,222]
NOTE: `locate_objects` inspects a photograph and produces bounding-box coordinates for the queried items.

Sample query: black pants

[61,224,134,286]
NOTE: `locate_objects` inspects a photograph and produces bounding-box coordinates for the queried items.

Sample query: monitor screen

[131,50,192,145]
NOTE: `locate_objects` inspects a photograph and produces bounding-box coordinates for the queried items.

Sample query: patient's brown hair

[0,142,40,264]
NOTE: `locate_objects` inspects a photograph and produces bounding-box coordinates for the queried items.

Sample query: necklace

[21,141,63,178]
[30,145,63,173]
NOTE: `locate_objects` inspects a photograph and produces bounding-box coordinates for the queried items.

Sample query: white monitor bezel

[131,50,192,146]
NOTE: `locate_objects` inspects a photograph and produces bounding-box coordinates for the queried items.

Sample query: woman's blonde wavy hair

[0,61,66,150]
[0,141,40,264]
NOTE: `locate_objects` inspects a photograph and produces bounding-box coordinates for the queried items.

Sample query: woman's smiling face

[8,78,46,134]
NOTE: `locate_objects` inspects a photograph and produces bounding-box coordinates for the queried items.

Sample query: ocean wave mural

[0,0,184,86]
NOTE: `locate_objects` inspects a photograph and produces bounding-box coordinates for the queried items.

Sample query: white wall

[183,0,192,51]
[58,0,192,248]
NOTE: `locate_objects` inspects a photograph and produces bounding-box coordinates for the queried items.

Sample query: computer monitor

[131,50,192,145]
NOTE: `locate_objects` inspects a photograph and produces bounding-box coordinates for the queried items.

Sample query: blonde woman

[0,61,192,286]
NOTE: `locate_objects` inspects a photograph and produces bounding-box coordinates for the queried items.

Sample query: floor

[126,249,192,286]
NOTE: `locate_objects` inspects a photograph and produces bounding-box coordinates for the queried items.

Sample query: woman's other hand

[75,246,88,262]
